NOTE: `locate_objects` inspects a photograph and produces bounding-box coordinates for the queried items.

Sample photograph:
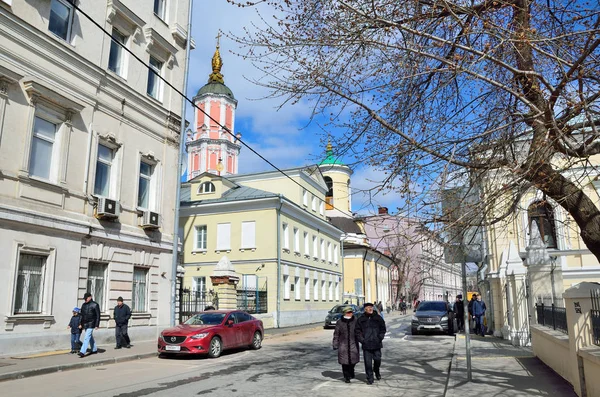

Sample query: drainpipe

[82,116,95,198]
[340,234,345,303]
[170,0,194,326]
[276,195,283,328]
[362,249,368,304]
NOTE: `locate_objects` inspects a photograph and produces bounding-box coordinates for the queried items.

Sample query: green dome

[319,142,345,166]
[197,82,235,100]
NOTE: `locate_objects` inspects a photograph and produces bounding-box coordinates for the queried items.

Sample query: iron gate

[237,274,267,314]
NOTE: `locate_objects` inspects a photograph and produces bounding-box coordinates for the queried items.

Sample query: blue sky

[185,1,401,215]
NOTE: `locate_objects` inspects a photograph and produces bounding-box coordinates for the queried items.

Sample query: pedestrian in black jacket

[67,307,82,354]
[454,295,465,332]
[355,302,387,385]
[78,292,100,357]
[114,296,132,349]
[333,307,360,383]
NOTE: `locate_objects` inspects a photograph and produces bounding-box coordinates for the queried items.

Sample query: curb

[0,352,157,383]
[264,325,322,339]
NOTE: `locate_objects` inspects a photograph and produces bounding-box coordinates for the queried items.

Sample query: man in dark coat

[114,296,132,349]
[78,292,100,357]
[355,302,387,385]
[333,306,360,383]
[454,295,465,332]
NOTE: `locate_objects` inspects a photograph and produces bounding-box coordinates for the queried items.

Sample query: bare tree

[228,0,600,260]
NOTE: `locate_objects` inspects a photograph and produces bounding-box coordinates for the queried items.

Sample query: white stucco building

[0,0,191,355]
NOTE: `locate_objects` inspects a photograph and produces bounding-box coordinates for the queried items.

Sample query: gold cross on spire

[216,31,222,49]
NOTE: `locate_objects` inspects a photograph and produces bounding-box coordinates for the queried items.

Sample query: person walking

[454,295,464,332]
[377,301,385,319]
[67,307,82,354]
[355,302,387,385]
[114,296,132,349]
[78,292,100,358]
[468,294,476,333]
[472,294,487,336]
[332,307,360,383]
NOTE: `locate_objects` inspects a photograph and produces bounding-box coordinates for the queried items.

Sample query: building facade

[0,0,190,355]
[180,166,344,328]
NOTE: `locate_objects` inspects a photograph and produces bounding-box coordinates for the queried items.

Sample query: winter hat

[83,292,92,300]
[117,296,124,302]
[363,302,374,308]
[342,307,353,313]
[73,307,80,313]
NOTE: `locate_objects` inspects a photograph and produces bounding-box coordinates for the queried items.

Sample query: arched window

[528,201,557,248]
[199,181,215,194]
[324,176,333,209]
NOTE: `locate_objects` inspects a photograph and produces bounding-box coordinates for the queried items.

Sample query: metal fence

[179,289,216,324]
[237,274,268,314]
[535,303,568,334]
[592,289,600,346]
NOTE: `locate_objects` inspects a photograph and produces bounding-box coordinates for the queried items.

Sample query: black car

[411,301,454,335]
[324,304,359,328]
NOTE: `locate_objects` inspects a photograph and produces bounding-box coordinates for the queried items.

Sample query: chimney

[378,207,388,215]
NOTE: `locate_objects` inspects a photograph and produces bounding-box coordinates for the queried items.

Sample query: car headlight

[411,315,419,322]
[441,316,448,322]
[190,332,209,340]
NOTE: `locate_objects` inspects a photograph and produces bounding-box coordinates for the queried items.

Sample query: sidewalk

[445,334,577,397]
[0,322,322,383]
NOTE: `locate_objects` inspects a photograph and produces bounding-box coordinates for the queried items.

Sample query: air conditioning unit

[96,197,120,218]
[140,210,160,229]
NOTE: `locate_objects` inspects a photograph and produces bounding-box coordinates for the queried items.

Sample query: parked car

[324,304,360,328]
[411,301,454,335]
[158,310,264,358]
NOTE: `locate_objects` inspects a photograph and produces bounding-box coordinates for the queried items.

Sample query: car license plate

[424,325,436,329]
[330,321,337,325]
[165,345,180,351]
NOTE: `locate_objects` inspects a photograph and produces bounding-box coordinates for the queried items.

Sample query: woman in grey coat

[332,306,360,383]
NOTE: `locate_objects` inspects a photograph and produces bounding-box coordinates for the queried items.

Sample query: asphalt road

[1,314,456,397]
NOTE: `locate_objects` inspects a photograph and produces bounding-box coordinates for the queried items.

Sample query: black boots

[374,360,382,380]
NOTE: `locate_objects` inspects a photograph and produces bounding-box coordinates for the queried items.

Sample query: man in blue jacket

[472,294,487,337]
[355,302,387,385]
[114,296,132,349]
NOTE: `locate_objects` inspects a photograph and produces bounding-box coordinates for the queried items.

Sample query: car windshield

[184,313,226,325]
[332,305,352,314]
[417,302,447,312]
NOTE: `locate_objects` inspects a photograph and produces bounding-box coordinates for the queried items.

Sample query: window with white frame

[334,244,338,264]
[13,254,46,314]
[216,223,231,251]
[94,144,113,197]
[321,278,326,301]
[153,0,166,20]
[137,160,154,209]
[328,242,332,262]
[329,280,333,301]
[303,189,308,206]
[304,232,309,255]
[147,56,163,100]
[305,274,310,300]
[319,200,324,215]
[241,221,256,249]
[108,28,127,78]
[87,262,107,312]
[295,276,300,300]
[282,223,289,250]
[29,116,58,181]
[313,277,319,300]
[192,276,206,294]
[312,196,317,211]
[48,0,73,41]
[335,280,339,300]
[194,225,207,251]
[283,275,290,300]
[293,227,300,253]
[199,181,215,193]
[320,239,325,260]
[313,235,318,258]
[132,267,148,312]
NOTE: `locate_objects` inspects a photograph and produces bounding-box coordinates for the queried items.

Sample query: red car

[158,310,264,358]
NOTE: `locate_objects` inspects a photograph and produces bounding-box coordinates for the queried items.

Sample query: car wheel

[411,328,418,335]
[250,331,262,350]
[208,337,222,358]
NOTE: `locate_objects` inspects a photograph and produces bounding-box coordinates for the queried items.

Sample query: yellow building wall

[343,256,365,298]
